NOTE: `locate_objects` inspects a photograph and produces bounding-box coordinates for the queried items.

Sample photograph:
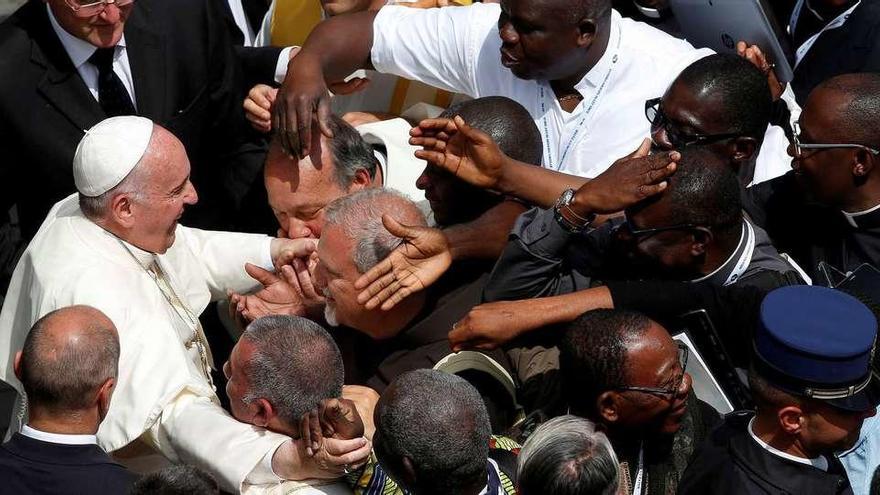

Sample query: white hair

[517,415,619,495]
[323,188,426,273]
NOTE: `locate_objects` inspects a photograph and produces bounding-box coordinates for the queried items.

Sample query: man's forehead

[318,225,356,274]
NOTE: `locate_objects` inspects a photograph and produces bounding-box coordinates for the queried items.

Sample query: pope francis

[0,117,370,491]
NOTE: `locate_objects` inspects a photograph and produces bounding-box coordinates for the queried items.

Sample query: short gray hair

[19,306,120,412]
[517,415,619,495]
[240,315,344,427]
[374,369,491,494]
[326,115,380,189]
[323,188,426,273]
[78,161,146,220]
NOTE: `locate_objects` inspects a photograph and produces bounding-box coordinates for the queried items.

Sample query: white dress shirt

[371,3,712,178]
[748,418,829,471]
[21,424,98,446]
[46,4,137,109]
[227,0,256,47]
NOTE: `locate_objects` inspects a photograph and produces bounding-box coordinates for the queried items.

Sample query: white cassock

[0,194,289,491]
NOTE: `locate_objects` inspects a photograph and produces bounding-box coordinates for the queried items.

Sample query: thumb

[381,214,418,240]
[245,262,280,286]
[630,138,652,159]
[454,115,485,144]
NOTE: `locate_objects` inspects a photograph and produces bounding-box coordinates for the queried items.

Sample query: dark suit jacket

[791,0,880,104]
[216,0,285,88]
[0,433,136,495]
[0,0,266,236]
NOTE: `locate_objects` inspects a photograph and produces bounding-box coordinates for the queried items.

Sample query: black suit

[791,0,880,104]
[0,433,136,495]
[216,0,285,89]
[0,0,266,237]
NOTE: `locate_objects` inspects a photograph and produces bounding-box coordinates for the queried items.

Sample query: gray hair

[78,162,147,220]
[240,315,344,427]
[374,369,491,494]
[326,115,380,189]
[19,306,120,412]
[517,415,619,495]
[130,465,219,495]
[323,188,426,273]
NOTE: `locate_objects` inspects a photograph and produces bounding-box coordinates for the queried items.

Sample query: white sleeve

[149,391,289,492]
[370,4,500,98]
[176,227,274,300]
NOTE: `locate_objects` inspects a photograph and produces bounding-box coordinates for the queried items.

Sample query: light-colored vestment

[0,194,288,491]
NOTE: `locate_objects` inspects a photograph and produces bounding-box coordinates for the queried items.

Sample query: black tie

[88,47,135,117]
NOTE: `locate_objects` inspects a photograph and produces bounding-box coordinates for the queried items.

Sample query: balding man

[0,306,136,494]
[0,116,369,492]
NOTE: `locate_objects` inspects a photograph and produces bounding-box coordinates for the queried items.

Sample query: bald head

[17,305,120,413]
[808,74,880,150]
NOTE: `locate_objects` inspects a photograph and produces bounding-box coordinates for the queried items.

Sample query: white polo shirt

[370,3,712,178]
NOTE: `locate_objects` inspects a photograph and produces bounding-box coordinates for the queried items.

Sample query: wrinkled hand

[410,115,507,191]
[737,41,785,101]
[300,398,366,459]
[244,84,278,133]
[354,215,452,311]
[448,300,544,352]
[570,139,678,217]
[287,436,371,480]
[229,263,322,322]
[271,237,318,271]
[274,54,334,157]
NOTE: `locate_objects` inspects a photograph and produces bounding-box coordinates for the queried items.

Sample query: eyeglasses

[645,98,741,148]
[615,343,689,400]
[615,218,699,243]
[791,122,880,158]
[64,0,134,18]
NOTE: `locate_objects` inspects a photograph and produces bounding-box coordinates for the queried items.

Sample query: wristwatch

[553,188,596,233]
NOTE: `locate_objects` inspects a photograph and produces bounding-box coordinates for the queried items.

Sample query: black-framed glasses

[791,121,880,158]
[64,0,134,18]
[645,98,741,148]
[615,218,700,243]
[615,343,689,399]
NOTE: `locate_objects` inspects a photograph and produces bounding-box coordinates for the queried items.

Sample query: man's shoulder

[0,1,45,68]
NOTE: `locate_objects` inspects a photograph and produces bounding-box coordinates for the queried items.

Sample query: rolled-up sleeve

[370,4,500,97]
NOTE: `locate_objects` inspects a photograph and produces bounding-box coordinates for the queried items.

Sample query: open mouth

[500,48,519,67]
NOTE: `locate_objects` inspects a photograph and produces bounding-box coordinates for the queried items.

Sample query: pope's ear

[109,192,136,227]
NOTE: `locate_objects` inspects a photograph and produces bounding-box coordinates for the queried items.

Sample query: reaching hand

[409,115,507,191]
[243,84,278,133]
[354,215,452,311]
[448,300,545,352]
[570,139,678,217]
[737,41,785,101]
[300,397,366,459]
[230,262,324,322]
[274,54,335,157]
[271,237,319,271]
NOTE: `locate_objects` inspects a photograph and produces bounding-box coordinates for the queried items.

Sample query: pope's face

[46,0,134,49]
[129,133,198,254]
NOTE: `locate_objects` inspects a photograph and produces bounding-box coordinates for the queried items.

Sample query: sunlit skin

[46,0,134,49]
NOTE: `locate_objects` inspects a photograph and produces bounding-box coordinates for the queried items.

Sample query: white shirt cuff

[262,237,275,271]
[275,47,295,84]
[245,442,286,485]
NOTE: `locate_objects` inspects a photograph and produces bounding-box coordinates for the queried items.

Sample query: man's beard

[324,303,339,327]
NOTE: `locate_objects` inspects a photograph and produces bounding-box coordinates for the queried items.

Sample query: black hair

[663,146,743,234]
[559,309,653,416]
[130,465,219,495]
[815,73,880,150]
[441,96,542,165]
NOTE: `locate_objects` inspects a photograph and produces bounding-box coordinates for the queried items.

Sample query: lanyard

[789,0,860,67]
[723,221,756,286]
[632,443,645,495]
[539,23,621,171]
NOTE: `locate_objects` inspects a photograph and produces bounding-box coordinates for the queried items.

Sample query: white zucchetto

[73,116,154,197]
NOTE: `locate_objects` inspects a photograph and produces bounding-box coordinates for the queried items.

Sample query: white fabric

[228,0,256,46]
[73,116,153,197]
[46,4,137,108]
[275,46,294,84]
[748,418,829,471]
[0,194,285,492]
[21,425,98,446]
[843,202,880,228]
[371,4,712,178]
[242,478,353,494]
[357,118,427,201]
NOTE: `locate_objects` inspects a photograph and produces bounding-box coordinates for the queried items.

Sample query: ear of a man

[777,406,805,435]
[597,391,620,424]
[97,377,116,421]
[12,351,22,381]
[109,193,136,228]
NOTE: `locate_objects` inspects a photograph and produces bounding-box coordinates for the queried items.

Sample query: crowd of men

[0,0,878,493]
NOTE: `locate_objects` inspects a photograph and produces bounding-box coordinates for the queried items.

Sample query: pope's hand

[270,238,318,271]
[229,262,324,322]
[409,115,507,191]
[273,436,371,481]
[354,215,452,311]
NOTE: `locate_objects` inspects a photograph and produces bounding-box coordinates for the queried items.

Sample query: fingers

[413,149,448,165]
[645,161,677,184]
[414,118,457,136]
[322,437,371,465]
[379,288,413,312]
[409,136,449,152]
[636,180,669,199]
[453,115,482,143]
[293,259,322,301]
[355,263,394,296]
[381,214,415,239]
[317,95,334,140]
[329,77,370,96]
[245,262,280,286]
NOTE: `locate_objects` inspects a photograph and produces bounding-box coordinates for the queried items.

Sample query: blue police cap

[755,285,879,411]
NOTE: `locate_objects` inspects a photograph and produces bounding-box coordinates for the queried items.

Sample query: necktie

[88,47,136,117]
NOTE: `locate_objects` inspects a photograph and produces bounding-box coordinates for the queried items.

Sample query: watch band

[554,188,595,233]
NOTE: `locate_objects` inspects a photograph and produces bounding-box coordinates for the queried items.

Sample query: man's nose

[184,181,198,205]
[416,170,431,191]
[499,22,518,44]
[99,3,122,22]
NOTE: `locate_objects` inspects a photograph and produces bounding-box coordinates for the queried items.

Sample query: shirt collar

[842,202,880,229]
[46,4,127,70]
[690,220,748,285]
[21,424,98,446]
[574,10,622,92]
[748,418,829,471]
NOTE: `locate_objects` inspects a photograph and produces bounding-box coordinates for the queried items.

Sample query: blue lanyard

[539,24,621,171]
